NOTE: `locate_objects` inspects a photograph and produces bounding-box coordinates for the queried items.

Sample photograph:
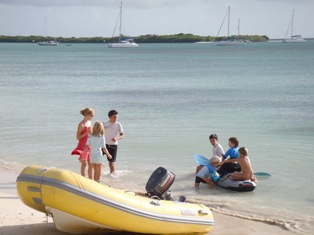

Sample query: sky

[0,0,313,39]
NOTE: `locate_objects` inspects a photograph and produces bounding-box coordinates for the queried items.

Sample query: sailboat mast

[238,18,240,36]
[227,6,230,38]
[291,9,294,38]
[44,17,47,40]
[119,2,122,42]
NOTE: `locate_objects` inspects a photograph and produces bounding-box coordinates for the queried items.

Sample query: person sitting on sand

[219,147,257,182]
[195,156,222,188]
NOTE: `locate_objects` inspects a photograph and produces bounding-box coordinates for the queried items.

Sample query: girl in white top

[82,121,112,182]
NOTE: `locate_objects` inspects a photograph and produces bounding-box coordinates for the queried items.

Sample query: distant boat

[215,6,246,46]
[282,9,306,43]
[108,2,139,48]
[194,41,214,44]
[38,40,58,46]
[38,17,58,46]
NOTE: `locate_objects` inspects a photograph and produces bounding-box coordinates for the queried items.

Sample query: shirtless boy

[219,147,257,182]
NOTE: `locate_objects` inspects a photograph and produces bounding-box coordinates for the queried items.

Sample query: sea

[0,41,313,234]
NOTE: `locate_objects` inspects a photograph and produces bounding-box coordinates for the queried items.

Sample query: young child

[195,156,222,188]
[218,137,240,177]
[220,147,257,182]
[222,137,239,160]
[82,121,112,182]
[209,134,225,161]
[194,134,225,179]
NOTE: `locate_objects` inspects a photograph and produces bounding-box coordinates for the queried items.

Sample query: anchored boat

[107,2,139,48]
[16,165,214,234]
[282,9,306,43]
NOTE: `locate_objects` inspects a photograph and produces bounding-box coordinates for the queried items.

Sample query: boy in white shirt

[194,134,225,187]
[102,110,124,175]
[209,134,224,161]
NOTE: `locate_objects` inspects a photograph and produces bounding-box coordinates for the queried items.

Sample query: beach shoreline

[0,166,296,235]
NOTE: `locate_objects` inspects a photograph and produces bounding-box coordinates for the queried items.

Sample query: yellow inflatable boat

[16,165,214,234]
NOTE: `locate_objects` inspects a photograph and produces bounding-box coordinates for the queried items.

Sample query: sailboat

[108,2,139,48]
[282,9,306,43]
[38,17,58,46]
[216,6,246,46]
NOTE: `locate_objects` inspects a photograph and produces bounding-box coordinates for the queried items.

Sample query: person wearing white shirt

[102,110,124,174]
[209,134,224,160]
[195,134,225,187]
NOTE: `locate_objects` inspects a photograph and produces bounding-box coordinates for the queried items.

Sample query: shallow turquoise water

[0,42,313,233]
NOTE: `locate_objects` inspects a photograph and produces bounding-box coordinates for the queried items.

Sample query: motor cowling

[145,167,175,200]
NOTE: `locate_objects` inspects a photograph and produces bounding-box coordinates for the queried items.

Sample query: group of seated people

[195,134,257,189]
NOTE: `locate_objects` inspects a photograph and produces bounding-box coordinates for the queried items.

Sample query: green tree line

[0,34,269,43]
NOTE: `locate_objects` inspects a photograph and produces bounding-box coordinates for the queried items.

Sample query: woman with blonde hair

[82,121,112,182]
[71,108,94,178]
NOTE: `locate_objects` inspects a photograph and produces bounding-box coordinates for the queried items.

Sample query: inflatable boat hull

[16,165,214,234]
[217,173,257,192]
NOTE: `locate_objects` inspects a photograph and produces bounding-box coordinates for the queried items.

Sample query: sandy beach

[0,167,296,235]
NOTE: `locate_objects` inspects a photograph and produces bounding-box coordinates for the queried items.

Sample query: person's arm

[202,178,215,189]
[218,146,225,158]
[117,132,124,140]
[221,149,230,160]
[102,147,112,159]
[111,132,124,142]
[113,123,124,141]
[76,124,84,140]
[76,124,91,140]
[220,157,237,166]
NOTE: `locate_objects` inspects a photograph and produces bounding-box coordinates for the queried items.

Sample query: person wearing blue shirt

[218,137,241,177]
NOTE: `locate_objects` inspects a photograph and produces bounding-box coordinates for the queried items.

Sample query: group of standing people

[195,134,256,188]
[71,108,124,182]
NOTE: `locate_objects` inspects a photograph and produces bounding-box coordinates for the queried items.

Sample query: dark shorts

[217,162,241,177]
[195,176,207,184]
[103,144,118,162]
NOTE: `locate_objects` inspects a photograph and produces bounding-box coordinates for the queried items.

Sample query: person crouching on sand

[219,147,257,183]
[195,156,222,188]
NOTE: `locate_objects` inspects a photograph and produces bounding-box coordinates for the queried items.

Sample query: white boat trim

[46,207,117,234]
[38,41,58,46]
[108,39,139,48]
[216,41,246,46]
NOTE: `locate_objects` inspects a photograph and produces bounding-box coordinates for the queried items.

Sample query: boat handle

[150,199,160,206]
[198,209,209,215]
[37,168,48,175]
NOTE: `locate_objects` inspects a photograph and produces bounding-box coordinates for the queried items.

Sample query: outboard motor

[146,167,175,200]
